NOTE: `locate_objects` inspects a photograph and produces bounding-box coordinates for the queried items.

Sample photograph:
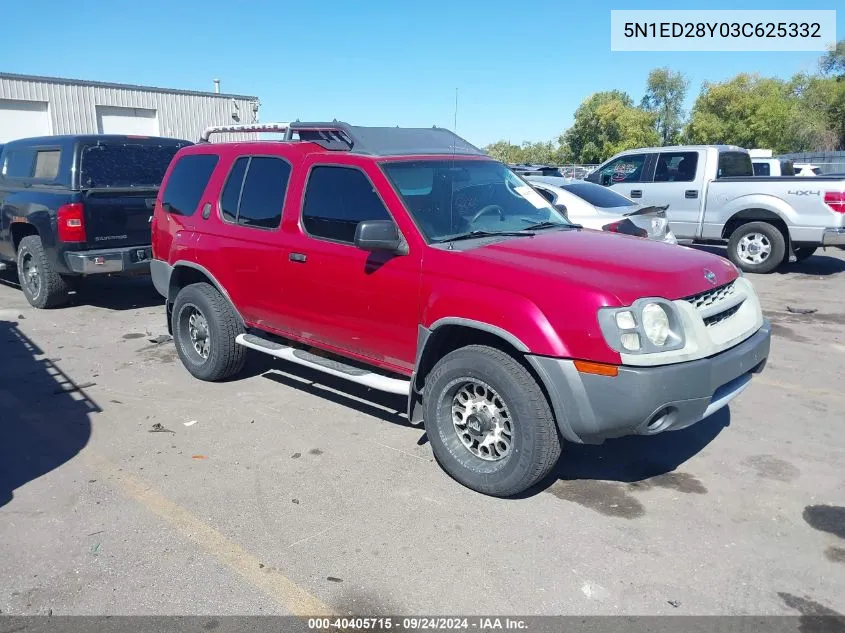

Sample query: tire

[792,246,817,263]
[422,345,561,497]
[727,222,786,274]
[171,282,246,381]
[16,235,70,308]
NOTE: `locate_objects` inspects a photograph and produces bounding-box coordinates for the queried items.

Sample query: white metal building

[0,73,260,143]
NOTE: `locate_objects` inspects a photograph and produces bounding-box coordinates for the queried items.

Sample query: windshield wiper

[520,220,577,231]
[436,229,536,245]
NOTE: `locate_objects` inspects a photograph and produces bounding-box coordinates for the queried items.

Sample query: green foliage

[563,91,659,163]
[485,39,845,164]
[641,68,689,145]
[820,40,845,78]
[484,139,570,165]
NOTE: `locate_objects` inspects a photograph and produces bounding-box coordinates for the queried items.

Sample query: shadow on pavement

[0,319,97,508]
[691,244,845,276]
[0,267,161,310]
[550,407,730,484]
[259,359,413,428]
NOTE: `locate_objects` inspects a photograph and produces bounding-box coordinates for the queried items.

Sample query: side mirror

[354,220,406,254]
[555,203,567,215]
[599,173,612,186]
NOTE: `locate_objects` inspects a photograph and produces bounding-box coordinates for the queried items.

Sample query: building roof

[0,72,258,101]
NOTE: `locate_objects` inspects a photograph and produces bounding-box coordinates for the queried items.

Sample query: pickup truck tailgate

[83,188,158,249]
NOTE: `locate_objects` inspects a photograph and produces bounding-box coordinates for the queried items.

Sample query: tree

[641,68,689,145]
[792,73,845,150]
[684,74,797,152]
[484,139,570,164]
[820,39,845,79]
[563,91,659,163]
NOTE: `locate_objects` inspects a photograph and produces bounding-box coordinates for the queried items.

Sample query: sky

[2,0,841,147]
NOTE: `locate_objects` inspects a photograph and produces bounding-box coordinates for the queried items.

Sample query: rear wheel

[16,235,70,308]
[172,282,246,381]
[792,246,817,263]
[422,345,561,497]
[727,222,786,274]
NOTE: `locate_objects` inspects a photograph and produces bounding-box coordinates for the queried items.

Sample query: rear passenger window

[717,152,753,178]
[2,147,61,180]
[302,166,392,243]
[219,156,290,229]
[220,157,248,223]
[33,150,60,179]
[753,162,770,176]
[161,154,219,216]
[654,151,698,182]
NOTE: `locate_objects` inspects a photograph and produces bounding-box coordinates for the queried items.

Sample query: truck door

[641,150,703,240]
[592,152,651,201]
[279,157,423,374]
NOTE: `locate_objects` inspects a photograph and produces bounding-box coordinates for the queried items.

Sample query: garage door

[0,99,51,142]
[96,106,159,135]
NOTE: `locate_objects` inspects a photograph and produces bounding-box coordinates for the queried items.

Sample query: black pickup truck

[0,135,191,308]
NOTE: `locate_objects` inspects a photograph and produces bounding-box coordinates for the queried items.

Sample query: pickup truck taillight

[824,191,845,214]
[57,203,87,242]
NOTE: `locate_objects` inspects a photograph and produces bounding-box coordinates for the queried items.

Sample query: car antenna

[448,87,458,250]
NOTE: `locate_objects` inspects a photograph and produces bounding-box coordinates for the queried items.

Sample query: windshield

[560,182,633,208]
[79,142,189,188]
[381,160,570,242]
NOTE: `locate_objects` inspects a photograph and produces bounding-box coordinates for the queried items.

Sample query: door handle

[289,252,307,263]
[630,190,642,198]
[685,190,699,199]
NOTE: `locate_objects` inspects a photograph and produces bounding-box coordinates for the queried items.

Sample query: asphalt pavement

[1,247,844,617]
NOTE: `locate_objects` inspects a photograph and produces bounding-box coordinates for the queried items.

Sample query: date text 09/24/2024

[308,617,528,630]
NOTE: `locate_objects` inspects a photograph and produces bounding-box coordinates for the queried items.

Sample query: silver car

[527,176,677,244]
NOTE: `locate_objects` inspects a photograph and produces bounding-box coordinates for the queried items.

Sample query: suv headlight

[598,299,685,354]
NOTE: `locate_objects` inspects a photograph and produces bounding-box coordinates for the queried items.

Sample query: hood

[453,228,737,306]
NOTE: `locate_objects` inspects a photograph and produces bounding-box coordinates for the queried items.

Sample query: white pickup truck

[587,145,845,273]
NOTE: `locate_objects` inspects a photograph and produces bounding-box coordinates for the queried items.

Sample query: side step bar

[235,333,411,395]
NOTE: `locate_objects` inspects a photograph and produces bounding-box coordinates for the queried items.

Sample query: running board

[235,333,410,395]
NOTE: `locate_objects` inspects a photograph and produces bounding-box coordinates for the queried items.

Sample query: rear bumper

[822,228,845,246]
[65,246,152,275]
[528,321,771,444]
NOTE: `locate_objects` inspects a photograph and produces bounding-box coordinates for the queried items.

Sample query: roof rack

[199,120,486,157]
[199,122,290,143]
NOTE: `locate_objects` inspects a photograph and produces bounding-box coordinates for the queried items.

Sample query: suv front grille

[685,281,736,310]
[684,281,744,327]
[703,302,743,326]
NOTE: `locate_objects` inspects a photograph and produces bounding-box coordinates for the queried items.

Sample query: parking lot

[1,248,844,618]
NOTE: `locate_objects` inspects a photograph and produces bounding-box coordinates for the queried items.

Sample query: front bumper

[65,246,152,275]
[822,228,845,246]
[528,321,771,444]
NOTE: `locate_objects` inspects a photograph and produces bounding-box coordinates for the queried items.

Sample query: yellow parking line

[81,451,333,616]
[6,376,332,618]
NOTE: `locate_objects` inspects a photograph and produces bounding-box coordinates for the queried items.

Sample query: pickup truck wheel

[172,282,246,381]
[792,246,817,262]
[16,235,70,309]
[727,222,786,274]
[423,345,561,497]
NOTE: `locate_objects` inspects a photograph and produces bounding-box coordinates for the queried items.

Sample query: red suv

[151,122,771,497]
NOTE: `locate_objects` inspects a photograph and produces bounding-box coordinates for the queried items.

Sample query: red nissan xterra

[151,122,771,497]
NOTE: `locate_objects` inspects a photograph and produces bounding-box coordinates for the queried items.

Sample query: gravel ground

[1,247,844,618]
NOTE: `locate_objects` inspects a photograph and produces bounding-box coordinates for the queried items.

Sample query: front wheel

[727,222,786,274]
[422,345,561,497]
[172,282,246,381]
